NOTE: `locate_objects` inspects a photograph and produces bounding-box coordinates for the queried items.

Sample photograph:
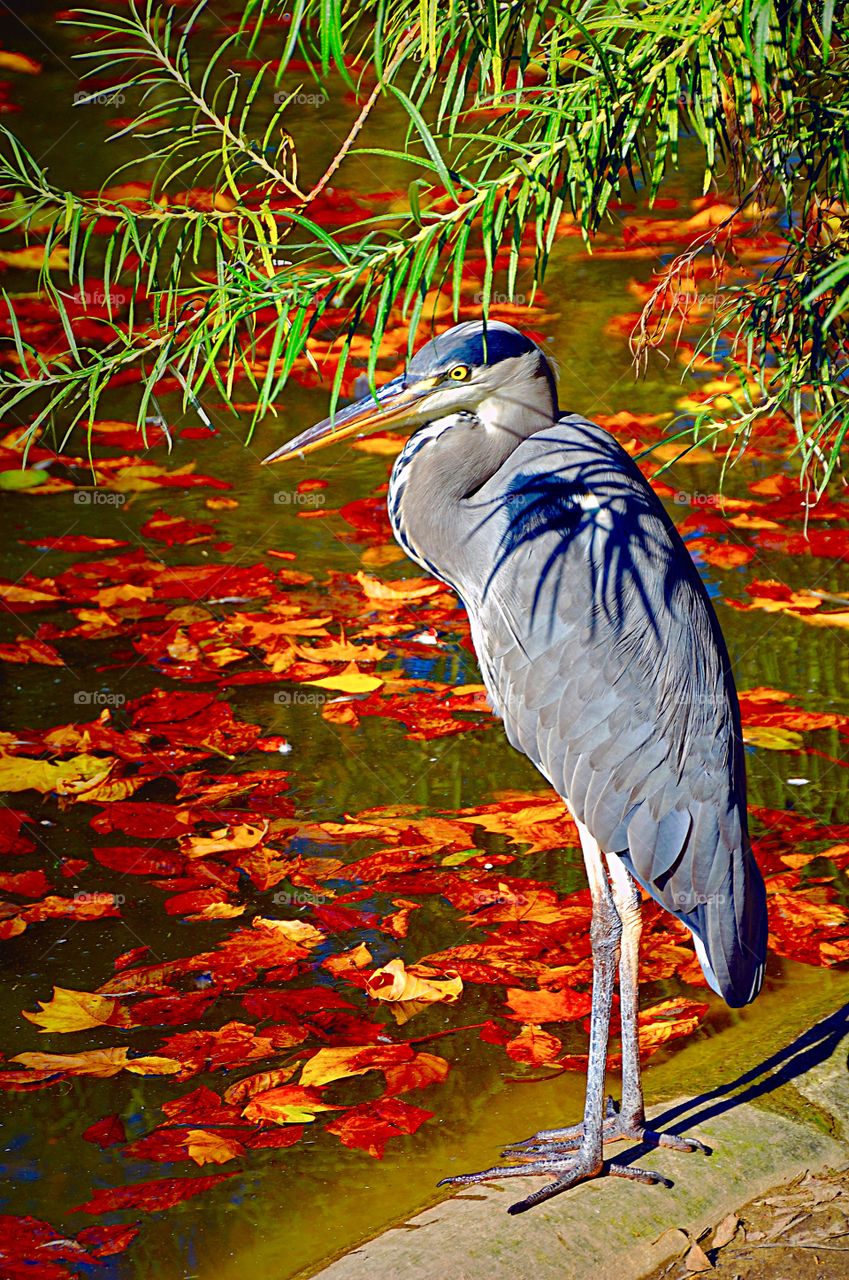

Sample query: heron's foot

[438,1141,673,1215]
[503,1096,710,1158]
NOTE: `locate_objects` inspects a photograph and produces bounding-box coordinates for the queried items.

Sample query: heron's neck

[389,383,555,591]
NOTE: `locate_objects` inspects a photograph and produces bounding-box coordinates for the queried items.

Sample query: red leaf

[0,870,51,898]
[326,1097,433,1158]
[82,1114,127,1148]
[71,1173,234,1215]
[75,1223,139,1258]
[140,509,217,546]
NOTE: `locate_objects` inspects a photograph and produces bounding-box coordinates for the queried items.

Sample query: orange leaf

[637,998,709,1056]
[382,1052,450,1095]
[504,987,592,1024]
[223,1066,297,1105]
[242,1085,341,1125]
[185,1129,245,1166]
[505,1024,563,1065]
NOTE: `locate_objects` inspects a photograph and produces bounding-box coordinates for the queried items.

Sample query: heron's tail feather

[618,814,768,1009]
[686,842,767,1007]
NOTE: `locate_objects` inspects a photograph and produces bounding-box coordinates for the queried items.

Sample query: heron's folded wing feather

[457,418,766,1006]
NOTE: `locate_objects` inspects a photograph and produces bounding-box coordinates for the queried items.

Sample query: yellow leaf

[93,584,153,608]
[181,822,267,858]
[0,245,67,270]
[13,1048,130,1077]
[306,661,383,693]
[296,637,387,663]
[185,1129,245,1165]
[206,646,247,667]
[23,987,117,1033]
[253,916,325,949]
[64,772,145,805]
[650,442,716,464]
[269,615,333,636]
[0,751,107,795]
[350,432,406,456]
[366,958,462,1005]
[123,1055,182,1075]
[743,725,803,750]
[12,1048,181,1077]
[0,50,41,74]
[299,1045,410,1088]
[186,902,246,920]
[354,571,441,602]
[360,545,406,567]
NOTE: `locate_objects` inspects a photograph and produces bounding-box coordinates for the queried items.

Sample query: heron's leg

[595,852,709,1154]
[438,822,672,1213]
[494,844,708,1162]
[608,850,645,1127]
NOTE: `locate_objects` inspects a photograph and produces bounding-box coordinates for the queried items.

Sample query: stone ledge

[311,1091,847,1280]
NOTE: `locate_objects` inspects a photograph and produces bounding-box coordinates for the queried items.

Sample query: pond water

[1,7,849,1280]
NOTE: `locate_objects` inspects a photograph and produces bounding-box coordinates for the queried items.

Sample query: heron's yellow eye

[448,364,470,381]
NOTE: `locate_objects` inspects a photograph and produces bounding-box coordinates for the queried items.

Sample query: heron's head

[261,320,557,465]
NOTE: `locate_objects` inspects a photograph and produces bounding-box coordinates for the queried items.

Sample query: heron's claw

[438,1145,673,1215]
[502,1096,710,1158]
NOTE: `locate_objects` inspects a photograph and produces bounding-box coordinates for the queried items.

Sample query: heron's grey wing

[454,417,766,1007]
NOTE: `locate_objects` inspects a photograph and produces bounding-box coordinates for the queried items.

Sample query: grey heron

[262,320,768,1214]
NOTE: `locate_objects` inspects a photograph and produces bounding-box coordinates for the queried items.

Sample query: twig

[301,27,418,210]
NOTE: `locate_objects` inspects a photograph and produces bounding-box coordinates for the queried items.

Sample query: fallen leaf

[72,1174,234,1215]
[23,987,118,1033]
[505,1024,563,1065]
[365,958,463,1005]
[711,1212,739,1250]
[325,1096,433,1158]
[306,662,384,693]
[505,987,592,1024]
[299,1044,413,1088]
[185,1129,245,1166]
[241,1085,341,1125]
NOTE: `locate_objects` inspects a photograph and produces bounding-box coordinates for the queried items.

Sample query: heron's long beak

[260,375,438,465]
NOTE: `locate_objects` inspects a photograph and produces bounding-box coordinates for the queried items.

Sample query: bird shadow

[616,1001,849,1169]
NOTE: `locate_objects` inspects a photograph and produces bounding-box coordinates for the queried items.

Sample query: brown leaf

[683,1241,713,1272]
[711,1212,739,1250]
